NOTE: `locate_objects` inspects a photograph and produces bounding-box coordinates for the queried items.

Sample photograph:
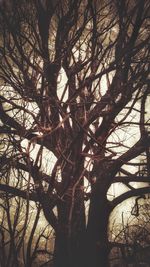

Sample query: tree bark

[85,184,111,267]
[53,188,86,267]
[53,184,111,267]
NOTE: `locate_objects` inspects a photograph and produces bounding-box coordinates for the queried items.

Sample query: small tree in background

[110,199,150,267]
[0,1,150,266]
[0,192,53,267]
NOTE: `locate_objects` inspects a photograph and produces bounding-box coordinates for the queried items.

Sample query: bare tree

[0,0,150,266]
[0,191,53,267]
[110,200,150,267]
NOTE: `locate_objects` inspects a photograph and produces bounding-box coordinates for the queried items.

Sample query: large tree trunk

[53,187,111,267]
[53,188,86,267]
[85,183,111,267]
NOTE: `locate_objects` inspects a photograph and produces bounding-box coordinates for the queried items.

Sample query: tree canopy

[0,1,150,267]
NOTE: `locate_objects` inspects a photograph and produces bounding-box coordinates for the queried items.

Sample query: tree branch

[113,135,150,173]
[111,186,150,210]
[113,176,150,184]
[0,184,38,202]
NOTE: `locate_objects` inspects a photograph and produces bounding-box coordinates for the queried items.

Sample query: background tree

[0,0,150,267]
[0,191,53,267]
[110,199,150,267]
